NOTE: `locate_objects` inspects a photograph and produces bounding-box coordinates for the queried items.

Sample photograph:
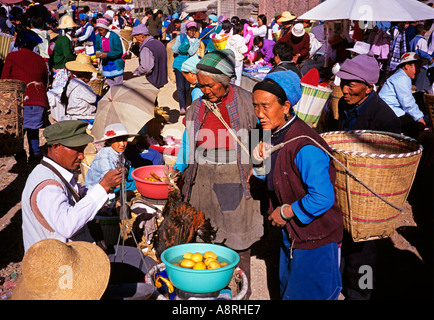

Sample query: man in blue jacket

[379,52,427,138]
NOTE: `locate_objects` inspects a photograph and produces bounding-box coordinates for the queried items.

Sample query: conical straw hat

[12,239,110,300]
[58,14,78,29]
[66,53,98,74]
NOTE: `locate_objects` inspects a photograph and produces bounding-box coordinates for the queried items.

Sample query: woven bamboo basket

[89,76,105,96]
[293,83,332,126]
[320,130,423,242]
[0,79,27,156]
[0,32,14,61]
[330,85,343,120]
[423,93,434,126]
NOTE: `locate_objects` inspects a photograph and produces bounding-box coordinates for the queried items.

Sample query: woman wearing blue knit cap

[251,70,343,300]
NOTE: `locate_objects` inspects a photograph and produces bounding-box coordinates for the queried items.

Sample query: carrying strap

[28,160,81,232]
[40,159,81,202]
[30,179,65,232]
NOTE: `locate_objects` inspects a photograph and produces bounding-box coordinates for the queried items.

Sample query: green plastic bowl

[161,243,240,293]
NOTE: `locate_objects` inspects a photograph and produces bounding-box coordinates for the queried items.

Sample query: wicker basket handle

[269,135,404,212]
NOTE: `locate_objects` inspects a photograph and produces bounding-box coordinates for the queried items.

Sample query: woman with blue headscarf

[250,70,343,300]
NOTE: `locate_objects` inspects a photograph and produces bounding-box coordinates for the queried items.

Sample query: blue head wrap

[259,70,302,106]
[79,13,89,21]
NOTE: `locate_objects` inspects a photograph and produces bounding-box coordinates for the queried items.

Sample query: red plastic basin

[131,165,172,199]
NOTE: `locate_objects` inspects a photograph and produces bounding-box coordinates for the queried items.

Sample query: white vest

[21,163,93,252]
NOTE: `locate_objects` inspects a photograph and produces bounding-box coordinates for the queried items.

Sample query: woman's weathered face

[96,27,108,37]
[253,90,290,131]
[197,73,228,103]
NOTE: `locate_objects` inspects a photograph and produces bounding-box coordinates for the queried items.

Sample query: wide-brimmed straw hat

[94,123,139,143]
[65,53,98,73]
[277,11,296,23]
[12,239,110,300]
[58,14,78,29]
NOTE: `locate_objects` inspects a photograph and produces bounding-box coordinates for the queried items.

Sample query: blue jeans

[23,105,45,157]
[26,128,40,157]
[174,68,190,111]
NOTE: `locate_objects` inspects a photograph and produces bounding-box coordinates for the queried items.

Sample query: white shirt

[36,157,108,239]
[21,156,109,251]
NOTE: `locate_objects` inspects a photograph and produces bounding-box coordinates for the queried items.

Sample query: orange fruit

[180,259,195,268]
[183,252,193,259]
[207,260,221,269]
[191,252,203,263]
[204,251,218,260]
[193,262,206,270]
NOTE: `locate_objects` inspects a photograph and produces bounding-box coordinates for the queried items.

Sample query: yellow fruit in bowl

[204,251,218,260]
[207,260,221,269]
[183,252,193,259]
[180,259,195,268]
[204,257,216,266]
[193,261,206,270]
[220,262,229,267]
[191,252,203,263]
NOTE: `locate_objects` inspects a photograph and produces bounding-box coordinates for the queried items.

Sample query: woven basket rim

[301,82,332,92]
[320,130,423,159]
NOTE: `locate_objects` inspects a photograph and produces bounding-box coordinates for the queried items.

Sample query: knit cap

[336,51,380,84]
[261,70,302,106]
[132,24,149,36]
[186,21,197,29]
[196,49,236,78]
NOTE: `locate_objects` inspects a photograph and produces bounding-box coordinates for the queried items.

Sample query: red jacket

[1,48,49,107]
[278,32,310,63]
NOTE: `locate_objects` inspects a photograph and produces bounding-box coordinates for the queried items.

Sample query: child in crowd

[60,53,98,121]
[225,24,248,86]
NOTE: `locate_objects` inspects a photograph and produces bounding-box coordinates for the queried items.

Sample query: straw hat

[12,239,110,300]
[58,14,78,29]
[65,53,98,74]
[277,11,296,23]
[94,123,139,143]
[48,29,59,40]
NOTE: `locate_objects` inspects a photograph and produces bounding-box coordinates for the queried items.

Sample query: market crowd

[1,2,432,301]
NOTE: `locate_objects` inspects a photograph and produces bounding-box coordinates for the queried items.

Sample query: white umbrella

[298,0,434,21]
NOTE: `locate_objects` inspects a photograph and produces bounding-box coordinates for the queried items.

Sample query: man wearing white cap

[379,52,427,138]
[278,22,310,65]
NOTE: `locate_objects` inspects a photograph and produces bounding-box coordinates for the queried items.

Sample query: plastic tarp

[298,0,434,22]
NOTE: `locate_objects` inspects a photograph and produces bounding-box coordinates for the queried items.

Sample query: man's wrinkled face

[49,143,86,171]
[340,79,373,106]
